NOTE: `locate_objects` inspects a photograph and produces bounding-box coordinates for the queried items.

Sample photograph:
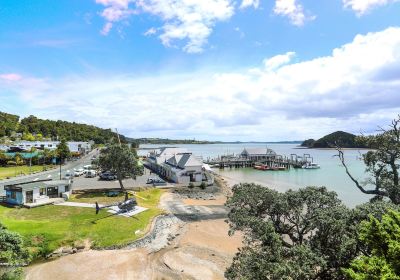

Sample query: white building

[240,147,277,161]
[146,147,212,185]
[10,141,92,154]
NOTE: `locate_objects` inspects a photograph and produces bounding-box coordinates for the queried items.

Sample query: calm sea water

[139,143,371,207]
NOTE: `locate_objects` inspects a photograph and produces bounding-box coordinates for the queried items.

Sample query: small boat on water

[254,164,271,171]
[302,162,321,169]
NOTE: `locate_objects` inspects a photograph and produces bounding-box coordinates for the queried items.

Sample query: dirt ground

[25,179,242,280]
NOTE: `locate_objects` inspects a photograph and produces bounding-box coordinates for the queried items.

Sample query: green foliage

[21,133,35,141]
[55,139,70,163]
[225,183,398,280]
[0,267,23,280]
[199,182,207,189]
[0,223,30,280]
[300,138,316,148]
[344,210,400,279]
[17,114,125,144]
[188,182,194,189]
[0,112,19,138]
[339,116,400,204]
[98,144,143,191]
[302,131,364,148]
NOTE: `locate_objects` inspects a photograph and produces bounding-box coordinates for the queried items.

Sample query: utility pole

[115,128,122,147]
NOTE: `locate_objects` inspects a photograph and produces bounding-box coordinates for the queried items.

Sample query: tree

[338,116,400,204]
[0,223,30,280]
[98,144,143,191]
[55,139,70,164]
[21,133,34,141]
[225,183,397,280]
[344,210,400,279]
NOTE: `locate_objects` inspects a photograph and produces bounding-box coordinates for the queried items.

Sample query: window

[10,191,16,199]
[40,188,46,195]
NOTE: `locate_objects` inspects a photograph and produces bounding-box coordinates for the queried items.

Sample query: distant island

[128,138,219,145]
[300,131,367,148]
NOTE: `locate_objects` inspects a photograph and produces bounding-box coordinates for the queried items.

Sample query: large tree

[338,116,400,204]
[98,144,143,191]
[55,139,70,164]
[0,223,30,280]
[225,183,396,280]
[344,210,400,279]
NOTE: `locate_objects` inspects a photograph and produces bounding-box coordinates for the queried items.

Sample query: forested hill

[301,131,367,148]
[0,112,126,144]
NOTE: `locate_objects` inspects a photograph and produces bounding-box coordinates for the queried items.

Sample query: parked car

[74,168,85,177]
[85,170,97,178]
[152,178,167,186]
[146,177,157,184]
[63,171,74,181]
[99,171,117,181]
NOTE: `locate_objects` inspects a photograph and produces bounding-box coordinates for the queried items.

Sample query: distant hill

[0,112,125,144]
[129,138,218,145]
[301,131,366,148]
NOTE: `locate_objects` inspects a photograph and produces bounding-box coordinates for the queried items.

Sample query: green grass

[0,188,164,259]
[0,165,56,179]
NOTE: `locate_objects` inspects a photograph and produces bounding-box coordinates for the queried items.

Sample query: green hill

[0,112,125,144]
[301,131,366,148]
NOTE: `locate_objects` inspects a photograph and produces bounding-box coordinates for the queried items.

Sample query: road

[0,149,99,195]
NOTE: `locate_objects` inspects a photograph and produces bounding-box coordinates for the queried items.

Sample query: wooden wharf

[204,153,313,170]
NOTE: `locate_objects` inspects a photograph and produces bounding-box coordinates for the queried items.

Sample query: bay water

[139,143,371,207]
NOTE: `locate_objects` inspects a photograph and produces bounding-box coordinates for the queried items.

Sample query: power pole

[115,128,122,147]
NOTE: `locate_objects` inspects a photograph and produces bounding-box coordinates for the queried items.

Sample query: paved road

[0,149,99,195]
[71,167,156,191]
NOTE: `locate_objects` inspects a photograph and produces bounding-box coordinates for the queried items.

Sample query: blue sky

[1,0,400,141]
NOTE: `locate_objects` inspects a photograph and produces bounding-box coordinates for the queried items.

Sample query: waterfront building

[240,147,277,161]
[146,147,212,185]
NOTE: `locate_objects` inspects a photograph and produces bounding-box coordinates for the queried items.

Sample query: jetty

[204,148,313,170]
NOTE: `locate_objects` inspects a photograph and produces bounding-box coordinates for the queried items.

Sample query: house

[241,147,277,161]
[4,179,71,206]
[9,141,92,154]
[146,147,213,185]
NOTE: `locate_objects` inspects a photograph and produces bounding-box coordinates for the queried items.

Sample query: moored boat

[302,162,320,169]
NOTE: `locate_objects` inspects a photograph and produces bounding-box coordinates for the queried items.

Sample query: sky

[1,0,400,141]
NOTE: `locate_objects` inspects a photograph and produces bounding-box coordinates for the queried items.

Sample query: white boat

[302,162,320,169]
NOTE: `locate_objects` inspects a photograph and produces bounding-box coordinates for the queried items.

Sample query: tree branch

[336,149,388,197]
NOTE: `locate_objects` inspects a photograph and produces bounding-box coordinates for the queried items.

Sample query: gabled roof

[242,148,276,156]
[166,153,202,169]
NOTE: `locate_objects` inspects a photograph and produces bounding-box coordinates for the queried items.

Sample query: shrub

[200,182,207,190]
[188,182,194,189]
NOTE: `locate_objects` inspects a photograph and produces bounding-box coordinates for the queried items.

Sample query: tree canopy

[344,210,400,279]
[98,144,143,191]
[0,223,30,280]
[55,139,70,163]
[338,116,400,204]
[225,183,396,280]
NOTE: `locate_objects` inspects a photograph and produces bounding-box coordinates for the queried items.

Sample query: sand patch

[26,249,152,280]
[182,195,226,206]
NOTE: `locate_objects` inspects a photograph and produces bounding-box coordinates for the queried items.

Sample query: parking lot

[71,167,171,191]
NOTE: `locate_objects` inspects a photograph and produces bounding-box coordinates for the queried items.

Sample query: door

[26,191,33,203]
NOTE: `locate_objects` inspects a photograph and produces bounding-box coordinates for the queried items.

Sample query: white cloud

[263,51,296,71]
[273,0,315,26]
[343,0,399,15]
[4,27,400,140]
[96,0,234,53]
[95,0,136,35]
[240,0,259,9]
[143,27,157,36]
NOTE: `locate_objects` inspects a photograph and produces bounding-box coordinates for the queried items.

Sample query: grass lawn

[0,165,56,179]
[0,188,164,259]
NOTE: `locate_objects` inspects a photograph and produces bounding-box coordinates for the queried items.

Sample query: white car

[74,168,85,177]
[85,170,97,178]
